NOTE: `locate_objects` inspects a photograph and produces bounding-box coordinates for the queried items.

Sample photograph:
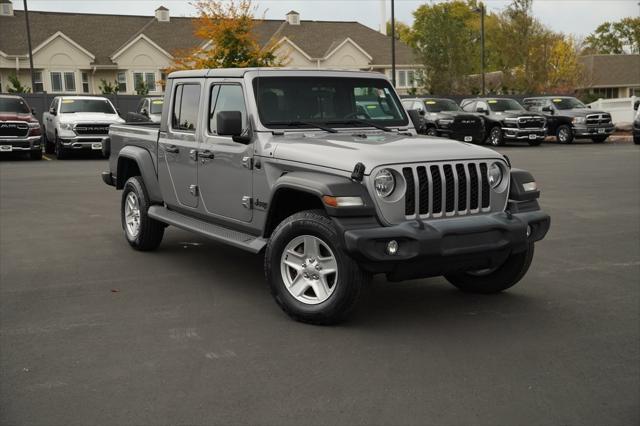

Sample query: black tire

[634,135,640,145]
[30,149,42,160]
[426,127,438,137]
[54,133,67,159]
[43,131,55,154]
[487,126,504,146]
[556,124,574,144]
[445,243,535,294]
[121,176,165,251]
[591,135,608,143]
[265,209,370,325]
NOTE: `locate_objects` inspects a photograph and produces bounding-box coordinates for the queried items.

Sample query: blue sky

[14,0,640,37]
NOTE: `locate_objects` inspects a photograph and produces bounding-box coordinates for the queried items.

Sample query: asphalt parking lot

[1,142,639,426]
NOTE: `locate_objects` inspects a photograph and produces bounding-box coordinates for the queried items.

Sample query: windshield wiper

[328,119,392,132]
[268,121,338,133]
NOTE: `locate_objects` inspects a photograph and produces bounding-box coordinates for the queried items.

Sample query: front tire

[556,125,574,144]
[487,126,504,146]
[54,133,67,159]
[265,210,370,325]
[121,176,164,251]
[445,243,535,294]
[634,135,640,145]
[43,131,55,154]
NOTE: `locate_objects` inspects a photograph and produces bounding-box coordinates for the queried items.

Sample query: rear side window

[172,84,201,132]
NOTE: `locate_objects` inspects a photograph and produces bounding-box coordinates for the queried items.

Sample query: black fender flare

[116,145,163,203]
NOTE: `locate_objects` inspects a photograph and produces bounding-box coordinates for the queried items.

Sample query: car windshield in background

[423,99,460,113]
[253,76,408,129]
[150,99,163,114]
[0,97,30,114]
[488,99,524,112]
[60,99,116,114]
[551,97,586,110]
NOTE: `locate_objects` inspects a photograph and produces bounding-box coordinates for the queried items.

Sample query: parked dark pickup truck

[402,98,485,144]
[461,98,547,146]
[523,96,614,144]
[0,94,42,160]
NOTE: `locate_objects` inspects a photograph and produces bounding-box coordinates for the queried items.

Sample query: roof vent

[0,0,14,17]
[286,10,300,25]
[155,5,170,22]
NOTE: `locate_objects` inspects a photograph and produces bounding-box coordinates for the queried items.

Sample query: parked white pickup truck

[42,96,124,159]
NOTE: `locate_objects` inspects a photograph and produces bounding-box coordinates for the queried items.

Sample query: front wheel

[634,135,640,145]
[54,133,67,159]
[487,126,504,146]
[43,131,55,154]
[121,176,165,251]
[556,125,574,144]
[265,210,370,325]
[445,243,535,294]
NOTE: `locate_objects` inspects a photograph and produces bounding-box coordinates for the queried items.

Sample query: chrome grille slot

[402,161,493,219]
[0,121,29,138]
[74,124,110,135]
[586,114,611,125]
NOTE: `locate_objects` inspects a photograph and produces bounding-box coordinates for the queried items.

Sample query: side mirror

[217,110,250,143]
[31,108,37,115]
[542,106,553,114]
[141,108,148,116]
[476,107,488,114]
[418,109,426,116]
[587,105,591,109]
[634,100,639,111]
[49,107,57,116]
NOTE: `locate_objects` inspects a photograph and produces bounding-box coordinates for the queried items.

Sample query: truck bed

[107,122,161,178]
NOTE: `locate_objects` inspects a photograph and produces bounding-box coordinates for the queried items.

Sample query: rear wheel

[591,135,608,143]
[556,125,574,144]
[121,176,165,251]
[265,210,370,325]
[445,243,535,294]
[487,126,504,146]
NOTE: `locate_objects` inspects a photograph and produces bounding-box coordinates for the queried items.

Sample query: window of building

[171,84,201,132]
[64,72,76,92]
[629,88,640,97]
[395,70,417,88]
[398,71,407,88]
[592,87,618,99]
[81,72,89,93]
[50,72,63,92]
[117,71,127,93]
[133,72,156,93]
[33,71,43,92]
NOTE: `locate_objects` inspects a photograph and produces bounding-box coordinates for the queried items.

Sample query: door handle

[198,150,215,159]
[165,145,179,153]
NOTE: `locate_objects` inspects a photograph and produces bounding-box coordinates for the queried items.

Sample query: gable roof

[579,54,640,88]
[0,10,418,67]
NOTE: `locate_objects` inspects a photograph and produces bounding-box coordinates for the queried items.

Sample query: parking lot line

[42,154,52,161]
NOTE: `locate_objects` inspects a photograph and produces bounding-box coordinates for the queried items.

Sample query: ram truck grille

[0,121,29,138]
[402,161,492,218]
[74,124,110,135]
[517,116,545,129]
[586,114,612,125]
[451,116,483,132]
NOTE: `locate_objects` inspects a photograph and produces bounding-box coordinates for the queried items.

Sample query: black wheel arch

[115,146,163,203]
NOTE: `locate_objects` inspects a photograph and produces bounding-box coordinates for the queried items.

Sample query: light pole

[391,0,396,87]
[23,0,36,92]
[472,2,486,95]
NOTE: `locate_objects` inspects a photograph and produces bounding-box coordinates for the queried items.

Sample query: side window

[413,101,424,111]
[462,101,476,112]
[209,85,247,135]
[136,99,145,113]
[50,98,58,112]
[172,84,201,132]
[476,101,488,112]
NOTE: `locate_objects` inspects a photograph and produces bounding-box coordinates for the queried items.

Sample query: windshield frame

[0,97,31,114]
[250,74,409,130]
[423,99,461,113]
[59,98,117,114]
[549,97,586,110]
[487,99,525,112]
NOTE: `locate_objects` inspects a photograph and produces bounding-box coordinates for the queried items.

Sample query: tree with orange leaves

[167,0,282,73]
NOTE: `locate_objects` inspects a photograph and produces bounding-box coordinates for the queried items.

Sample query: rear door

[197,81,253,223]
[157,81,202,210]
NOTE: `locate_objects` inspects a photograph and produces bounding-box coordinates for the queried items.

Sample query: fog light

[386,240,399,255]
[526,225,532,237]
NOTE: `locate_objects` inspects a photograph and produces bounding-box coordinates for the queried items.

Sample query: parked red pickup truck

[0,94,42,160]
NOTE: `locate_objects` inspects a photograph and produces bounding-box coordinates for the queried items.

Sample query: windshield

[488,99,524,112]
[550,97,586,110]
[423,99,460,113]
[60,99,116,114]
[149,99,163,114]
[253,76,408,129]
[0,97,30,114]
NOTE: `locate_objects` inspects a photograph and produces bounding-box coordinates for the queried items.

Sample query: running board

[148,206,266,253]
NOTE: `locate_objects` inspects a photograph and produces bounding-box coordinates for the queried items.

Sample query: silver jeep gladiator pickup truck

[102,68,550,325]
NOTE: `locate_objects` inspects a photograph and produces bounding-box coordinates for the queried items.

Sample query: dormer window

[286,10,300,25]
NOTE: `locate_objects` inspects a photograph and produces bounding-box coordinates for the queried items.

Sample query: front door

[158,82,202,209]
[197,82,253,222]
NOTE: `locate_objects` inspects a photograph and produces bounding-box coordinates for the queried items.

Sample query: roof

[0,10,417,67]
[579,54,640,88]
[168,67,389,79]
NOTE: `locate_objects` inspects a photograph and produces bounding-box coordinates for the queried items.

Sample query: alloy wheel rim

[124,192,141,239]
[280,235,338,305]
[559,128,568,142]
[491,129,500,145]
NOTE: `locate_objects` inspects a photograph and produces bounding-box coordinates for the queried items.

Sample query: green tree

[584,17,640,54]
[98,79,120,95]
[386,20,413,45]
[135,81,150,96]
[7,73,31,93]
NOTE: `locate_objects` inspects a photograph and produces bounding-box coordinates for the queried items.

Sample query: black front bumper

[337,209,550,281]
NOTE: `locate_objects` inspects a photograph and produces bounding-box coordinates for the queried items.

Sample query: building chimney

[155,5,169,22]
[379,0,386,34]
[0,0,14,17]
[286,10,300,26]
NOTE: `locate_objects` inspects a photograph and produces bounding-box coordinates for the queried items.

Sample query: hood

[0,113,37,122]
[59,112,123,123]
[429,111,477,119]
[270,132,503,174]
[555,108,609,118]
[491,110,541,118]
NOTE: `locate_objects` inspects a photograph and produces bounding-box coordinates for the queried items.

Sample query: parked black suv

[402,98,485,143]
[461,98,546,146]
[523,96,614,144]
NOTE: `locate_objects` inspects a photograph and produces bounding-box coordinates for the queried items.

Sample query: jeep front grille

[586,114,611,125]
[74,124,110,135]
[0,121,29,138]
[402,161,492,218]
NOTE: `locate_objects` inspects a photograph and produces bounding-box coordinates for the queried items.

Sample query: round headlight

[374,169,396,198]
[487,162,503,188]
